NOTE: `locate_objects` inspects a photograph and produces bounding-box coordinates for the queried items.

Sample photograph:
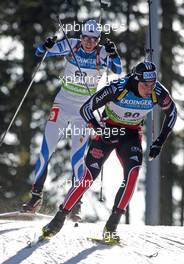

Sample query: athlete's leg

[33,103,68,190]
[22,99,69,212]
[62,136,115,211]
[67,118,89,220]
[104,129,143,239]
[113,130,143,211]
[70,118,90,182]
[42,136,115,236]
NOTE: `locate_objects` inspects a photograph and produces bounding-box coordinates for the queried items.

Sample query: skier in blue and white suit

[22,19,122,216]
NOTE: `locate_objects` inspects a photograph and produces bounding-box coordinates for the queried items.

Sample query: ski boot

[42,208,69,238]
[22,188,42,213]
[103,208,125,245]
[67,200,82,222]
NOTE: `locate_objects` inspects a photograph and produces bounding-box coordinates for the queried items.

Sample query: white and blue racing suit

[33,38,122,191]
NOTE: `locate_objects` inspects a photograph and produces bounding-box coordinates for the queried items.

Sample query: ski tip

[26,235,49,248]
[87,237,121,246]
[27,240,32,248]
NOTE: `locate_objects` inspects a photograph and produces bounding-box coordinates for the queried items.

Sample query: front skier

[22,19,122,220]
[41,61,177,244]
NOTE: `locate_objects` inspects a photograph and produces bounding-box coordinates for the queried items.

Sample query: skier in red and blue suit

[41,61,177,243]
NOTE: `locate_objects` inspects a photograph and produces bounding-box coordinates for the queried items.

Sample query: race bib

[48,106,60,122]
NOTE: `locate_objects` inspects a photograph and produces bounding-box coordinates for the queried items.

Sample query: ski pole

[146,0,156,161]
[99,0,111,24]
[147,0,154,62]
[98,54,109,203]
[0,51,48,147]
[99,165,104,202]
[98,0,111,202]
[148,0,155,142]
[146,0,154,141]
[148,0,155,143]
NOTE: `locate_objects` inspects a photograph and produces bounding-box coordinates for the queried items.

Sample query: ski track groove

[142,232,184,252]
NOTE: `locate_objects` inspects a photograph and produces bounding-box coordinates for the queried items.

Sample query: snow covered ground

[1,217,184,264]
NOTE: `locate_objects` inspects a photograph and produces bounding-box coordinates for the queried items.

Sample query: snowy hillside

[1,217,184,264]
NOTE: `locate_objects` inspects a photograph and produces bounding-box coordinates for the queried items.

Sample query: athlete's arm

[100,46,122,74]
[80,79,126,128]
[155,82,177,144]
[108,55,122,74]
[35,38,79,57]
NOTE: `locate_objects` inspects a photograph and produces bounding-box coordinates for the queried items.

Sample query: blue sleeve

[35,38,79,57]
[108,55,122,74]
[100,47,122,74]
[35,45,46,57]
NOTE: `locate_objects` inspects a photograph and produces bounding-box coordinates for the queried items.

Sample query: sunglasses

[81,35,99,43]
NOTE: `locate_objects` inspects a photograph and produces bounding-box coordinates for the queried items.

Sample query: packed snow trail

[1,219,184,264]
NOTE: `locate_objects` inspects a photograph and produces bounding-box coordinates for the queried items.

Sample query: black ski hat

[133,61,157,82]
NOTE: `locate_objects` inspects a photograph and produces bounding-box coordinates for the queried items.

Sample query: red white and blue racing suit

[60,75,177,213]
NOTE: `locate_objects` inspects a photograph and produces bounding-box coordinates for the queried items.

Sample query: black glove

[104,39,117,56]
[43,36,57,50]
[149,138,163,160]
